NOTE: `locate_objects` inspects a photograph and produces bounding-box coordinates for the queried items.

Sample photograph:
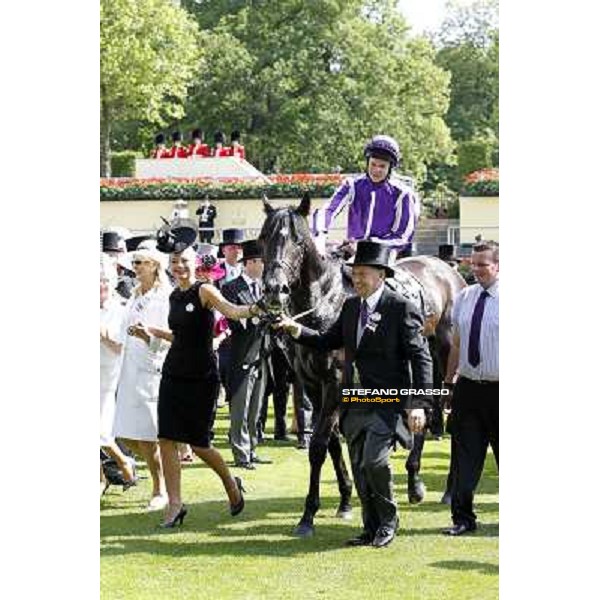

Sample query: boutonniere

[366,323,378,333]
[185,303,195,312]
[366,312,381,330]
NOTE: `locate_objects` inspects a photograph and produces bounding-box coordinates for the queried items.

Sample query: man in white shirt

[443,240,499,536]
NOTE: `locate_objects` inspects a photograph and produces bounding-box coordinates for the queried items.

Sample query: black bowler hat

[155,133,165,145]
[438,244,458,263]
[239,239,264,262]
[102,231,123,253]
[214,130,225,145]
[156,218,197,253]
[351,240,395,278]
[126,235,154,252]
[172,130,182,143]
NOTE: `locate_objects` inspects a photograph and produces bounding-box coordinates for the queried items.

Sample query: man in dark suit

[221,239,271,469]
[195,199,217,243]
[276,240,433,548]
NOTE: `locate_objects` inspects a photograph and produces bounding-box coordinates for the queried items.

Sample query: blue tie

[360,301,369,328]
[468,290,489,367]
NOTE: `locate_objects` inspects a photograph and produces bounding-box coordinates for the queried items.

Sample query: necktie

[468,290,490,367]
[251,281,259,300]
[357,301,369,345]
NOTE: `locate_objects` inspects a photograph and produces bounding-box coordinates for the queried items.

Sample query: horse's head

[258,192,314,315]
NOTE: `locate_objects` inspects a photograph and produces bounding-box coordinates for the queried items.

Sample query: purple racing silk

[311,174,420,250]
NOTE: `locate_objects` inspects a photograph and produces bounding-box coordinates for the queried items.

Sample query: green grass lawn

[101,407,499,600]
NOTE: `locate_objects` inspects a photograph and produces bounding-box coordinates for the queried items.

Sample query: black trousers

[451,377,499,527]
[342,410,397,535]
[259,346,291,437]
[199,229,215,243]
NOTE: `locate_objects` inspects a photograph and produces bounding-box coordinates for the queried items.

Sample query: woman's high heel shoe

[160,504,187,528]
[230,476,246,517]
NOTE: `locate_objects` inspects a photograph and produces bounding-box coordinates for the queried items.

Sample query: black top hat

[214,131,225,144]
[156,218,197,253]
[239,239,264,262]
[231,130,241,142]
[191,128,203,140]
[351,240,395,278]
[102,231,123,253]
[221,228,244,246]
[172,130,182,142]
[126,235,154,252]
[438,244,458,262]
[154,133,165,145]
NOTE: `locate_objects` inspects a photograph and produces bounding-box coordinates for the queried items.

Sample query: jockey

[311,135,420,258]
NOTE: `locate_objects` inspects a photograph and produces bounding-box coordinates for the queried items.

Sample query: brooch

[251,316,260,325]
[185,303,195,312]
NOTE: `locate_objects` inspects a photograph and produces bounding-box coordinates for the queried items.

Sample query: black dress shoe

[274,433,291,442]
[443,522,476,536]
[345,531,374,547]
[234,461,256,470]
[251,455,273,464]
[372,525,396,548]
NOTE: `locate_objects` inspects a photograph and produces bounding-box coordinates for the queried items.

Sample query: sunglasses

[132,259,151,266]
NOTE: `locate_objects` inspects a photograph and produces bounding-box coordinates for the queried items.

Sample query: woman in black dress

[145,246,264,527]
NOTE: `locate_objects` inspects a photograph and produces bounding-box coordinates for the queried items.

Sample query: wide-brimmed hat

[126,235,154,252]
[239,239,264,262]
[349,240,395,278]
[129,247,168,271]
[156,218,197,254]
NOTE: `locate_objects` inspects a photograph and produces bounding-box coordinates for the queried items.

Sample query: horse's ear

[262,194,275,215]
[296,191,311,217]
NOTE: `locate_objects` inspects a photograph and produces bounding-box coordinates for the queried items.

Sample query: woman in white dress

[100,254,135,490]
[113,246,172,510]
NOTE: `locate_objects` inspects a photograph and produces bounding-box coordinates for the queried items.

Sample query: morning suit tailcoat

[221,276,265,393]
[221,274,267,464]
[296,284,434,535]
[297,285,434,441]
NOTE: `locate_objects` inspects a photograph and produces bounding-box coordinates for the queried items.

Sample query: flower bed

[100,174,344,200]
[461,168,499,197]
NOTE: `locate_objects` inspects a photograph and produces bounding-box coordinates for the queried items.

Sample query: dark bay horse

[259,193,466,537]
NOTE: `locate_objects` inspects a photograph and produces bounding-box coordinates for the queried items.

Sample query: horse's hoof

[408,478,426,504]
[293,522,315,538]
[336,506,353,520]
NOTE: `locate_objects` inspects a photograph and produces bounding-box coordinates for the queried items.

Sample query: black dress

[158,281,219,447]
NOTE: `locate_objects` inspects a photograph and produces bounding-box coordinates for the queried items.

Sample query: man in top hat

[196,199,218,244]
[165,131,189,159]
[438,244,459,269]
[221,239,272,469]
[102,230,136,301]
[229,130,246,160]
[212,131,230,157]
[311,134,420,259]
[188,128,211,158]
[151,133,169,159]
[219,228,244,285]
[276,240,433,548]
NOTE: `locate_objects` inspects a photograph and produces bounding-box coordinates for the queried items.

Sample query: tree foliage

[100,0,200,175]
[177,0,453,178]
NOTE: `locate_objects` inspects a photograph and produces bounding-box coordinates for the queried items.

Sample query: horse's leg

[293,361,327,537]
[327,424,353,518]
[406,432,426,504]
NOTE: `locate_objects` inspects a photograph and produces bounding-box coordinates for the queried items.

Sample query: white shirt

[356,282,385,345]
[452,280,499,382]
[224,262,242,283]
